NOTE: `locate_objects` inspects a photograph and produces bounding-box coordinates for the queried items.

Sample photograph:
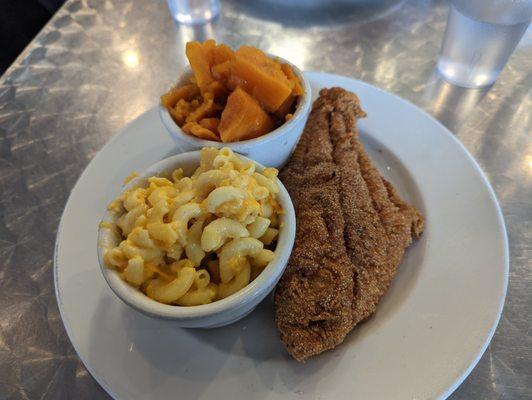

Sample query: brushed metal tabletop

[0,0,530,398]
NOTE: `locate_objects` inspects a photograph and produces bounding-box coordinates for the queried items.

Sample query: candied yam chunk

[186,41,214,93]
[218,87,274,142]
[236,47,294,92]
[203,39,216,61]
[212,44,234,65]
[160,83,200,108]
[199,117,220,133]
[235,46,270,65]
[185,93,219,123]
[281,63,304,96]
[275,94,297,118]
[207,80,228,101]
[230,48,294,112]
[182,121,220,141]
[280,62,295,79]
[230,57,293,112]
[292,82,304,97]
[211,60,232,83]
[226,72,243,92]
[169,98,198,125]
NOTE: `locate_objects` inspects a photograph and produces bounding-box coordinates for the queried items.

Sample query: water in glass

[167,0,220,25]
[437,0,531,88]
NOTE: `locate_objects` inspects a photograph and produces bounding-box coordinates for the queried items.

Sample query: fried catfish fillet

[275,88,424,362]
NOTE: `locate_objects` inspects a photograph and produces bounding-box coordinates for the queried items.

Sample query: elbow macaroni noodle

[101,147,282,306]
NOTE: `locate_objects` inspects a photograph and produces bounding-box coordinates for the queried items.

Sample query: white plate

[54,72,508,400]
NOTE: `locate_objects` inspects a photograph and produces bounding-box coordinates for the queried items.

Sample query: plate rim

[53,71,509,400]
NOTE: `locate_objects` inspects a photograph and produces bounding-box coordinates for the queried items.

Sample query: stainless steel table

[0,0,530,398]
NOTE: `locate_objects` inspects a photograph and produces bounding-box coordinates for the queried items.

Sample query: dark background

[0,0,65,74]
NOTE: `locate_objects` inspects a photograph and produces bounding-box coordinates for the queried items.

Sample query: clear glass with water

[167,0,220,25]
[437,0,531,88]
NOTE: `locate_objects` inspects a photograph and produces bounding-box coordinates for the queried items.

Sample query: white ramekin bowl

[97,151,296,328]
[159,57,311,169]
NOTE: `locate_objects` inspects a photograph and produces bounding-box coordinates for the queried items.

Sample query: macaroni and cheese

[101,147,282,306]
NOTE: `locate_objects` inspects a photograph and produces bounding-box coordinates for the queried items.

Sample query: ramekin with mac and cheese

[99,148,289,313]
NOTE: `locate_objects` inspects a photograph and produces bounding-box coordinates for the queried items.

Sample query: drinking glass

[437,0,531,88]
[167,0,220,25]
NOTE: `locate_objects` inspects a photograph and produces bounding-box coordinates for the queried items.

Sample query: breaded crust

[275,87,424,362]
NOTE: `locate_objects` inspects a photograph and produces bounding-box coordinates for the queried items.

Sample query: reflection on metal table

[0,0,530,398]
